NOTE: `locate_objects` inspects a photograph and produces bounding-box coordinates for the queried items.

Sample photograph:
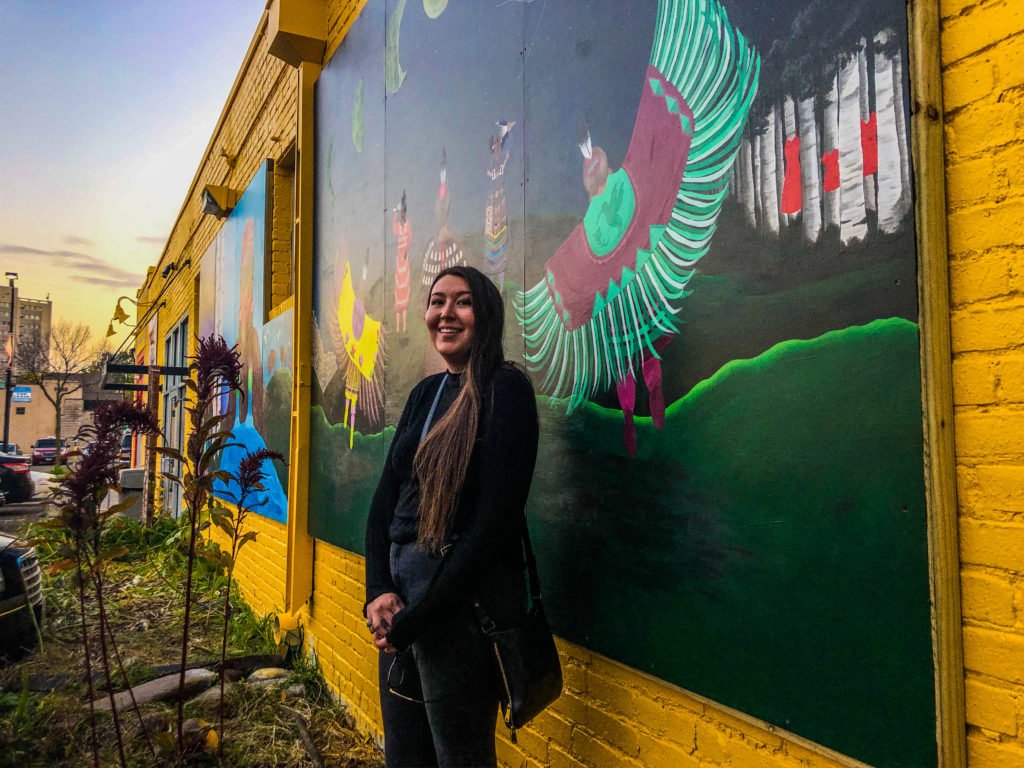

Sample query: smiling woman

[363,265,543,766]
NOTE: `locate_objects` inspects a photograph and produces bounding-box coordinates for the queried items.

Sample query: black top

[364,364,539,652]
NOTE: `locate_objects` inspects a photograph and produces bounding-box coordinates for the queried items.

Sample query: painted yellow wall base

[304,542,864,768]
[211,513,290,621]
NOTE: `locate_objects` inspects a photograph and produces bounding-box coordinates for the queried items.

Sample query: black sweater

[364,365,539,651]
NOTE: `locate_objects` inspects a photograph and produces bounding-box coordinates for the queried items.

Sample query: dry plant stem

[291,712,326,768]
[218,558,235,761]
[177,501,200,756]
[101,596,159,765]
[218,573,232,761]
[92,559,129,768]
[76,555,101,768]
[217,518,246,760]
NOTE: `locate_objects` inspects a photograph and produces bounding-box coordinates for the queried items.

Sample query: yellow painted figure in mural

[336,260,383,449]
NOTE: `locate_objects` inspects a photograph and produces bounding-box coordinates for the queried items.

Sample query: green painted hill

[307,318,935,766]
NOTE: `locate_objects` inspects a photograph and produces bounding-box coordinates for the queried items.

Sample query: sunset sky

[0,0,264,350]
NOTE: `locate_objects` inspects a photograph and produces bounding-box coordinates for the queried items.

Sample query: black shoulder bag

[473,515,563,744]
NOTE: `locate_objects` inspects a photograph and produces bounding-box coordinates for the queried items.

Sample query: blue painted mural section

[198,160,292,523]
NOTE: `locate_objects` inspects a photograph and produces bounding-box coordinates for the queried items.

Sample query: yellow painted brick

[549,743,588,768]
[563,661,588,694]
[941,0,980,19]
[962,570,1017,626]
[967,732,1024,768]
[954,408,1024,460]
[965,678,1020,734]
[963,626,1024,684]
[961,518,1024,570]
[508,723,550,764]
[531,710,574,748]
[945,92,1024,162]
[726,738,801,768]
[637,731,698,768]
[586,670,635,716]
[953,353,1004,405]
[634,695,700,742]
[570,727,637,768]
[961,464,1024,513]
[584,705,639,758]
[496,735,533,768]
[693,721,734,766]
[693,723,800,768]
[946,153,999,209]
[944,32,1024,111]
[954,349,1024,407]
[948,198,1024,256]
[712,710,785,752]
[949,248,1024,308]
[942,2,1024,66]
[551,690,591,726]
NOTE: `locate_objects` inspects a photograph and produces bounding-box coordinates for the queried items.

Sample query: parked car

[0,532,45,661]
[0,454,35,503]
[31,437,69,465]
[0,442,21,455]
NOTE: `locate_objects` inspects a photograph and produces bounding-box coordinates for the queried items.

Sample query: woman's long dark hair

[415,265,505,550]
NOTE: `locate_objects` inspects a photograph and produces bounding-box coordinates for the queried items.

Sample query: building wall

[129,0,1024,764]
[2,381,86,453]
[941,0,1024,765]
[0,286,52,373]
[133,9,296,607]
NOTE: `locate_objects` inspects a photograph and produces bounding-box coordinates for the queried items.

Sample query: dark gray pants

[380,542,525,767]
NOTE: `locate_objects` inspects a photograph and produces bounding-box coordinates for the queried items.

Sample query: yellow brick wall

[942,0,1024,764]
[133,9,295,616]
[218,514,290,621]
[304,542,861,768]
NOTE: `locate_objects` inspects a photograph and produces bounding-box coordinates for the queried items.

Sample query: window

[15,407,24,415]
[265,146,296,321]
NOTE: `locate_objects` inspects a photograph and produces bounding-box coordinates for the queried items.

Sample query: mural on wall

[198,161,293,523]
[310,1,934,765]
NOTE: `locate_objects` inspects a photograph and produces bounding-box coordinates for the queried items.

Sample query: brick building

[130,1,1024,765]
[0,285,52,371]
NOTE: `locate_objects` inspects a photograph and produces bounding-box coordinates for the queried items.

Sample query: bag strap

[420,373,449,441]
[519,514,543,605]
[474,513,542,633]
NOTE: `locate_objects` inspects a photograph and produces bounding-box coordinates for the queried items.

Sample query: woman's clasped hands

[365,592,405,654]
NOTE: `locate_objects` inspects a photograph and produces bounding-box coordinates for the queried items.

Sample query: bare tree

[15,320,103,469]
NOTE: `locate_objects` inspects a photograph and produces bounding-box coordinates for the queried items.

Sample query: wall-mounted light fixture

[106,295,166,337]
[200,184,240,218]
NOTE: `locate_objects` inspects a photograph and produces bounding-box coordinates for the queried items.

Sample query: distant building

[0,286,52,371]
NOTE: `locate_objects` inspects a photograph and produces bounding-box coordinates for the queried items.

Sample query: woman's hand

[365,592,404,653]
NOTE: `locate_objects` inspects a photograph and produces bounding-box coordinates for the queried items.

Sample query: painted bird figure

[515,0,760,455]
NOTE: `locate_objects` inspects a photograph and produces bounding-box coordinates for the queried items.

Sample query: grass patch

[0,516,383,767]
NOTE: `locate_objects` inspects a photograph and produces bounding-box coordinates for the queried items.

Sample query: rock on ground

[92,668,218,711]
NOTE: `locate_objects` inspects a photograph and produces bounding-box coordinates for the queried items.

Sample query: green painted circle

[583,168,636,257]
[423,0,447,19]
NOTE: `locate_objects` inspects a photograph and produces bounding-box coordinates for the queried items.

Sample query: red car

[31,437,69,465]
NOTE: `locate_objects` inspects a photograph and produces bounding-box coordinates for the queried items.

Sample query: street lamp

[2,271,17,453]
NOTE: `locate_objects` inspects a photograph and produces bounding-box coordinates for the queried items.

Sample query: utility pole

[2,272,18,452]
